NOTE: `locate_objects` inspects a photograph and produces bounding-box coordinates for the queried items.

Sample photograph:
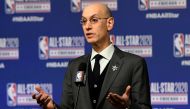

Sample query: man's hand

[32,85,54,109]
[106,85,131,109]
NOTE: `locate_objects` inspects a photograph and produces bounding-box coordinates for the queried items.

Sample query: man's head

[81,3,114,47]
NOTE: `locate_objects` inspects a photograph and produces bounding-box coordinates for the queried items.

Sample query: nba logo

[5,0,16,14]
[7,83,17,106]
[174,33,185,57]
[138,0,149,11]
[76,71,84,82]
[71,0,81,12]
[39,36,49,60]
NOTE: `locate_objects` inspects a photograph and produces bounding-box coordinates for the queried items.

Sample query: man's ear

[107,17,114,31]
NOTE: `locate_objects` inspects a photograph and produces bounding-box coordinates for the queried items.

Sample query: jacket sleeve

[129,58,152,109]
[58,61,75,109]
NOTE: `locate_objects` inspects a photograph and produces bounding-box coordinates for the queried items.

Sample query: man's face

[81,5,112,45]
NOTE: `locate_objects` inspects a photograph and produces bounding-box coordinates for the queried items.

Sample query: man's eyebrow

[82,14,98,19]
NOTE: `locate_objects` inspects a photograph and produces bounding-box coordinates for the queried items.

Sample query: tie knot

[94,54,103,62]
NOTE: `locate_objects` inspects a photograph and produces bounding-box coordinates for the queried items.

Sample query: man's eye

[91,18,99,23]
[82,20,87,23]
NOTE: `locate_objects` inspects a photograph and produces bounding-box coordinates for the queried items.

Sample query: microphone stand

[74,84,81,109]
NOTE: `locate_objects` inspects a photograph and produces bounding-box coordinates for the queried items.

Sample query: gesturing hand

[32,85,54,109]
[106,85,131,109]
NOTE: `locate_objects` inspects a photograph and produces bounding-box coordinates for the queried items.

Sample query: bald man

[32,3,152,109]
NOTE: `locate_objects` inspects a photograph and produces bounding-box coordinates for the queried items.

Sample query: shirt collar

[91,44,115,61]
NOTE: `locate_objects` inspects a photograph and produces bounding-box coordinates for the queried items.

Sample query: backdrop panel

[0,0,189,109]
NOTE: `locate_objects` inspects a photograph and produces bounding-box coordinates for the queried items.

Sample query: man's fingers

[38,95,50,107]
[35,93,42,101]
[40,93,49,102]
[31,86,54,108]
[110,93,122,103]
[125,85,131,96]
[107,93,122,104]
[107,86,131,109]
[107,95,118,107]
[32,93,36,99]
[44,96,52,106]
[107,93,126,108]
[35,85,45,93]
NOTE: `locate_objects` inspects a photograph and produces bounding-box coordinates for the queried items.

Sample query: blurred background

[0,0,189,109]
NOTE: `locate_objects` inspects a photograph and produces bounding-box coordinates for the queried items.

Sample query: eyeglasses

[80,17,110,25]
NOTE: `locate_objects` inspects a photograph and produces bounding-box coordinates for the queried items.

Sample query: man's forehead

[82,14,100,19]
[83,3,107,10]
[82,4,107,17]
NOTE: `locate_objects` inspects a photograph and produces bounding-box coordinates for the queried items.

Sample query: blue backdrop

[0,0,189,109]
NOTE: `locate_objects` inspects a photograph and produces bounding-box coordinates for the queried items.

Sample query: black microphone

[75,63,87,86]
[74,63,87,109]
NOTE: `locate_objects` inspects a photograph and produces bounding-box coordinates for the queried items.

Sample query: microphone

[74,63,87,109]
[75,63,87,86]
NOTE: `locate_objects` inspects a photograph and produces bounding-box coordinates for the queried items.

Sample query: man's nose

[84,21,92,30]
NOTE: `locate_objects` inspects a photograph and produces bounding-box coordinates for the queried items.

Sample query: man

[32,3,152,109]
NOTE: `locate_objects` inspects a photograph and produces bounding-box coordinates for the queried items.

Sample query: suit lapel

[97,47,124,107]
[78,55,93,109]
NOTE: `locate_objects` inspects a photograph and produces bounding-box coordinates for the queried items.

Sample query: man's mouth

[86,33,94,37]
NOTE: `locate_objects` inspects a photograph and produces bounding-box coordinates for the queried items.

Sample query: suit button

[93,100,96,104]
[94,84,98,88]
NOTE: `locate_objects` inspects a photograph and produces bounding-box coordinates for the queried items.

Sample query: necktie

[93,54,103,77]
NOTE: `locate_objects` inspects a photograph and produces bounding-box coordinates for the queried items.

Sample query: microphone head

[75,63,87,86]
[78,63,87,71]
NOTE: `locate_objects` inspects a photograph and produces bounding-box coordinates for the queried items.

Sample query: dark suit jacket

[58,46,152,109]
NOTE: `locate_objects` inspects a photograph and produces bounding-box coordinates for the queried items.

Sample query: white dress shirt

[90,44,115,74]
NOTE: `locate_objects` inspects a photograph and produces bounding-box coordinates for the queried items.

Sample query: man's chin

[86,39,97,44]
